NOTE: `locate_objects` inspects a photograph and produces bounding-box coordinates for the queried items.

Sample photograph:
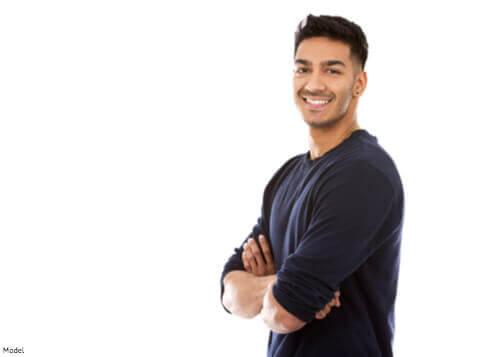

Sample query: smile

[301,96,333,110]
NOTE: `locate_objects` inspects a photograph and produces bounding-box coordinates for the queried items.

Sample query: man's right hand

[242,234,276,276]
[315,290,341,319]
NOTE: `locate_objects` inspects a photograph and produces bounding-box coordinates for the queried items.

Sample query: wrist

[265,274,277,291]
[259,274,277,310]
[256,274,276,300]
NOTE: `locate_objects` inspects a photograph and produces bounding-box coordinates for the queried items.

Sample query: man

[220,14,404,357]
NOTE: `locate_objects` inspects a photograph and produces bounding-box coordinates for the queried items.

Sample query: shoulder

[355,131,403,197]
[313,158,400,212]
[319,133,403,200]
[266,152,304,186]
[319,160,395,194]
[311,161,396,220]
[261,152,305,201]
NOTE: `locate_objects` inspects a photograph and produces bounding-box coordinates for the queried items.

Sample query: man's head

[293,15,368,129]
[294,15,368,72]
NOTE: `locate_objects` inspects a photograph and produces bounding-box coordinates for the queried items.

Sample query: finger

[248,238,266,273]
[333,296,340,307]
[319,304,331,314]
[242,248,250,272]
[316,310,326,319]
[248,239,260,271]
[332,291,341,307]
[244,242,258,273]
[242,254,249,271]
[242,243,249,268]
[242,244,251,272]
[326,294,336,307]
[258,234,275,266]
[316,305,331,319]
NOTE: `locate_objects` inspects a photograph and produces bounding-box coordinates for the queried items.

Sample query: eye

[295,67,308,74]
[327,69,340,74]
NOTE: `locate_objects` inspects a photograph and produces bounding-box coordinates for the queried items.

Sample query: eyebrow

[294,58,346,67]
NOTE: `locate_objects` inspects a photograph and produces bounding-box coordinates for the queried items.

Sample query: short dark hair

[294,14,368,70]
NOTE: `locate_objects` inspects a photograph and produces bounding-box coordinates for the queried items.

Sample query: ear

[353,71,367,97]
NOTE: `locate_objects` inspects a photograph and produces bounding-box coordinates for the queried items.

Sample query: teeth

[303,97,331,105]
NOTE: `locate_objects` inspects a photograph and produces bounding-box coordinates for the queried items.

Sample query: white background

[1,1,499,356]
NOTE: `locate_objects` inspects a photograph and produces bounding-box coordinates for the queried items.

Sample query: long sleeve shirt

[220,129,405,357]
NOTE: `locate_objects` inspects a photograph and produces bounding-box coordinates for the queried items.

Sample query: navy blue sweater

[220,129,405,357]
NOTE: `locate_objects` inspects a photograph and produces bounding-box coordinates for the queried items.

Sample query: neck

[308,114,360,161]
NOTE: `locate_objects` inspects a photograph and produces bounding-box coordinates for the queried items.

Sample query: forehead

[295,37,352,65]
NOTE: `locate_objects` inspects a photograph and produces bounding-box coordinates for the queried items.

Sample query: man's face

[293,37,360,129]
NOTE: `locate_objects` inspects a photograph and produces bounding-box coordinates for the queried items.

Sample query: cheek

[293,86,304,106]
[335,90,353,111]
[293,78,305,94]
[329,82,350,100]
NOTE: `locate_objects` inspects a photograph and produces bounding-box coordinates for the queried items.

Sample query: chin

[303,114,342,129]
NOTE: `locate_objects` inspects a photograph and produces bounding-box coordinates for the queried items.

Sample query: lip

[301,96,332,110]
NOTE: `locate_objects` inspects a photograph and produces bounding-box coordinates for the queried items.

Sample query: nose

[305,71,327,93]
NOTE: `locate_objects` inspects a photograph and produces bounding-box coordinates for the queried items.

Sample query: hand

[242,234,276,276]
[315,290,341,319]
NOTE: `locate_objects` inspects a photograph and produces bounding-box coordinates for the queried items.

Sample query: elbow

[222,291,235,314]
[262,311,306,334]
[280,314,307,333]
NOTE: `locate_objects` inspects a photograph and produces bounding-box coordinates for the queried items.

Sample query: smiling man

[220,14,405,357]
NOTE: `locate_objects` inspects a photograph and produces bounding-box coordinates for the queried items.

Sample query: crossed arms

[221,162,397,334]
[222,234,341,334]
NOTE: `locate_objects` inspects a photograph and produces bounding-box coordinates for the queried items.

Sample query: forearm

[261,282,307,334]
[222,271,276,319]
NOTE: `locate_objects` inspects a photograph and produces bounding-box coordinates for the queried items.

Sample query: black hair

[294,14,368,70]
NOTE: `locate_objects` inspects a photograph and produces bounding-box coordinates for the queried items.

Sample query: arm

[222,270,276,319]
[222,234,277,318]
[238,235,340,333]
[219,217,268,315]
[240,236,307,332]
[219,155,300,316]
[270,162,399,324]
[261,281,307,334]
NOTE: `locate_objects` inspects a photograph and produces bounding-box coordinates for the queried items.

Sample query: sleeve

[219,215,268,314]
[271,161,396,323]
[219,155,301,314]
